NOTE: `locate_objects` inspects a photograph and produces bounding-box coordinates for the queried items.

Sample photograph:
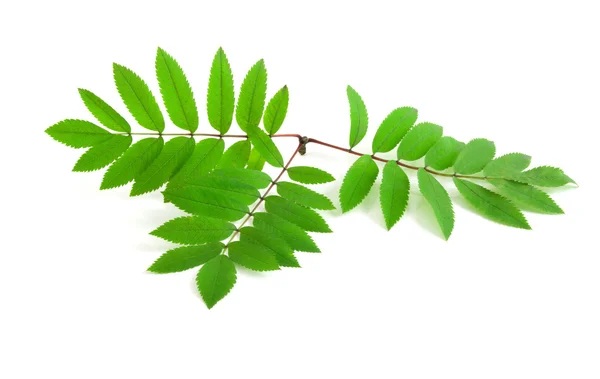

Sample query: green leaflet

[371,107,418,153]
[246,126,284,167]
[113,63,165,132]
[263,85,289,135]
[239,227,299,268]
[101,137,164,190]
[489,179,563,214]
[78,89,131,133]
[246,148,266,171]
[425,137,465,170]
[46,119,112,148]
[196,255,237,309]
[276,181,335,210]
[484,153,531,178]
[181,176,260,205]
[73,135,132,172]
[236,59,267,132]
[207,47,235,134]
[163,186,249,221]
[130,137,195,196]
[253,212,320,253]
[454,138,496,175]
[347,85,368,148]
[453,178,531,229]
[156,48,198,132]
[227,240,280,271]
[513,166,575,187]
[397,122,443,161]
[151,215,236,245]
[417,169,454,240]
[148,242,224,274]
[217,140,251,169]
[286,166,335,184]
[168,138,224,187]
[210,168,272,189]
[264,196,332,233]
[339,155,379,213]
[379,161,409,230]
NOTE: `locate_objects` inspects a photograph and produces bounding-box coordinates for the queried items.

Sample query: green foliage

[73,135,132,172]
[207,48,235,134]
[46,119,112,148]
[454,138,496,174]
[210,168,272,189]
[217,140,251,169]
[484,153,531,177]
[263,86,289,135]
[417,169,454,240]
[380,161,410,230]
[151,216,236,245]
[163,185,249,221]
[169,138,224,188]
[276,181,335,210]
[489,179,563,214]
[286,166,335,184]
[347,85,368,148]
[78,89,131,133]
[247,126,284,167]
[236,59,267,132]
[425,137,464,170]
[246,148,266,171]
[196,255,237,309]
[514,166,575,187]
[227,240,280,271]
[252,212,320,253]
[148,242,224,273]
[339,155,379,213]
[265,196,332,233]
[180,176,260,205]
[372,107,418,153]
[239,227,299,268]
[397,122,443,161]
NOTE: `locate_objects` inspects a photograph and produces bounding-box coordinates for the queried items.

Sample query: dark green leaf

[286,166,335,184]
[263,85,289,135]
[371,107,418,153]
[484,153,531,178]
[148,242,224,273]
[265,196,332,233]
[207,47,235,134]
[246,148,266,171]
[46,119,112,148]
[151,215,236,245]
[347,85,368,148]
[227,240,280,271]
[425,136,465,170]
[73,135,132,172]
[339,155,379,213]
[247,126,284,167]
[169,138,224,187]
[276,181,335,210]
[253,212,320,253]
[239,227,299,268]
[217,140,251,169]
[210,168,272,189]
[453,138,496,174]
[236,59,267,132]
[513,166,575,187]
[78,89,131,133]
[163,186,249,221]
[489,179,563,214]
[379,161,409,230]
[196,255,236,309]
[417,169,454,240]
[397,122,443,161]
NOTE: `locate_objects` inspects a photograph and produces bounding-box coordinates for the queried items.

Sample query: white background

[1,1,599,378]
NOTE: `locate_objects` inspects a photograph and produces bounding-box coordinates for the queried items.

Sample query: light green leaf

[78,89,131,133]
[379,161,409,230]
[483,153,531,178]
[513,166,575,187]
[247,126,284,167]
[239,227,299,268]
[207,47,235,134]
[454,178,530,229]
[371,107,418,153]
[286,166,335,184]
[489,179,563,214]
[246,148,266,171]
[253,212,320,253]
[263,85,289,135]
[339,155,379,213]
[196,255,236,309]
[46,119,112,148]
[180,176,260,205]
[347,85,368,148]
[276,181,335,210]
[163,186,249,221]
[130,137,195,196]
[417,169,454,240]
[265,196,332,233]
[227,240,280,271]
[169,138,224,188]
[148,242,224,274]
[151,215,236,245]
[73,135,132,172]
[425,137,465,170]
[217,140,251,169]
[101,137,164,190]
[236,59,267,132]
[156,48,198,132]
[453,138,496,175]
[397,122,443,161]
[210,168,272,189]
[113,63,164,132]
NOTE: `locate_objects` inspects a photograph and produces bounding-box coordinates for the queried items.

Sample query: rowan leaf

[276,181,335,210]
[113,63,164,132]
[78,89,131,133]
[454,138,496,175]
[339,155,379,213]
[236,59,267,132]
[246,148,266,171]
[207,47,235,134]
[156,48,198,132]
[484,153,531,178]
[227,240,280,271]
[253,212,320,253]
[216,140,251,169]
[247,126,284,167]
[513,166,575,187]
[169,138,224,187]
[397,122,443,161]
[347,85,368,148]
[263,85,289,135]
[379,161,409,230]
[239,227,299,268]
[489,179,563,214]
[453,178,531,229]
[151,215,236,245]
[196,255,236,309]
[371,107,418,153]
[130,137,195,196]
[286,166,335,184]
[180,176,260,205]
[417,169,454,240]
[148,242,224,274]
[101,137,164,190]
[425,136,465,170]
[163,186,249,221]
[210,168,272,189]
[264,196,332,233]
[46,119,112,148]
[73,135,132,172]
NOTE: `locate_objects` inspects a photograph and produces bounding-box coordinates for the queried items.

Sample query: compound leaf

[163,186,249,221]
[484,153,531,178]
[425,136,465,170]
[263,85,289,135]
[217,140,251,169]
[397,122,443,161]
[246,148,266,171]
[454,138,496,174]
[239,227,299,268]
[196,255,236,309]
[210,168,272,189]
[228,240,280,271]
[417,169,454,240]
[207,47,235,134]
[151,215,236,245]
[169,138,224,188]
[247,126,283,167]
[489,179,563,214]
[46,119,112,148]
[73,134,132,172]
[78,89,131,133]
[380,161,410,230]
[148,242,224,274]
[372,107,418,153]
[513,166,575,187]
[253,212,320,253]
[276,181,335,210]
[339,155,379,213]
[265,196,332,233]
[236,59,267,132]
[347,85,368,148]
[286,166,335,184]
[181,176,260,205]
